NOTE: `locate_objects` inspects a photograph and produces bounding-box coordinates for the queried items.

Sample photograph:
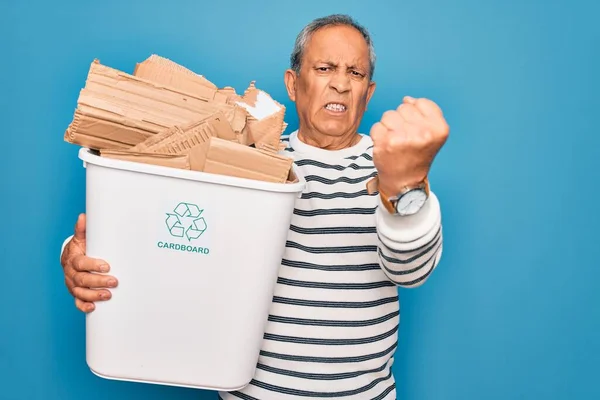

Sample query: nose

[329,70,351,93]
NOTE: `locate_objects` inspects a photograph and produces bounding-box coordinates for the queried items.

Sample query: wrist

[367,174,430,216]
[377,174,429,198]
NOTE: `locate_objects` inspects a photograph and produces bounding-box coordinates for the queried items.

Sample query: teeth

[325,103,346,112]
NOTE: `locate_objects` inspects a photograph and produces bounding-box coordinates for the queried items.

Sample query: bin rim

[78,147,306,194]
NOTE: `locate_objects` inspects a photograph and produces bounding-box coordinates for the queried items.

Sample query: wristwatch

[366,176,430,216]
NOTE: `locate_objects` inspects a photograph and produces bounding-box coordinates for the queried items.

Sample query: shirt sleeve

[375,190,443,287]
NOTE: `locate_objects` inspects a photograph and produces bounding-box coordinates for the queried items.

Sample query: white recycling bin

[78,148,305,391]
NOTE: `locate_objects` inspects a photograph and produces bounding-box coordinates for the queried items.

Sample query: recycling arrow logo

[165,202,207,241]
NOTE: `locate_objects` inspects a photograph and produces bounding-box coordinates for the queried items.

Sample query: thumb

[74,213,86,241]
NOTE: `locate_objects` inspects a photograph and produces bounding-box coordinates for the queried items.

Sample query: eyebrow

[316,60,366,71]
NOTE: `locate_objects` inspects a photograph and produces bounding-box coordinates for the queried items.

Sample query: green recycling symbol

[165,202,207,241]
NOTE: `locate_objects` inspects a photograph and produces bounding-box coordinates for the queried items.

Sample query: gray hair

[290,14,376,80]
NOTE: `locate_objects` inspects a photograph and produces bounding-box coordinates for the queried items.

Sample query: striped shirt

[219,130,444,400]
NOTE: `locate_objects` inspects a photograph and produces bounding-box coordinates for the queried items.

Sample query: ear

[364,80,376,110]
[366,80,376,104]
[284,69,297,102]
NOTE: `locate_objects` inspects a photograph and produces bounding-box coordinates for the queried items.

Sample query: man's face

[285,25,376,140]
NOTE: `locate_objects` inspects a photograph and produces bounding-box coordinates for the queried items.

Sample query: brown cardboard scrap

[134,54,232,104]
[129,125,185,153]
[85,60,247,131]
[65,131,132,151]
[207,111,238,141]
[235,82,287,150]
[64,109,152,149]
[245,107,287,150]
[147,115,236,171]
[219,86,240,102]
[64,59,248,150]
[166,138,211,172]
[64,54,296,185]
[240,81,260,106]
[135,112,234,154]
[151,121,215,155]
[134,55,243,104]
[99,149,191,169]
[129,113,230,154]
[134,54,218,90]
[286,168,299,184]
[202,137,293,183]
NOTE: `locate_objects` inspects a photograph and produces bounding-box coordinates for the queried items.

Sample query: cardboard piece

[90,60,247,131]
[134,55,244,108]
[64,109,152,149]
[63,55,297,185]
[148,121,218,171]
[128,124,185,153]
[131,112,235,154]
[64,59,247,150]
[134,54,218,90]
[137,130,293,183]
[201,137,294,183]
[99,149,191,169]
[235,82,287,149]
[134,54,235,104]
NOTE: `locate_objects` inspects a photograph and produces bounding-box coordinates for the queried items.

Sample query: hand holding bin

[64,54,305,391]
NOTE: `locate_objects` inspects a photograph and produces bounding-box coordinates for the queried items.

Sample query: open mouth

[324,103,347,113]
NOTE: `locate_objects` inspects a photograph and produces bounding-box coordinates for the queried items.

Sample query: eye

[317,67,330,72]
[350,70,364,77]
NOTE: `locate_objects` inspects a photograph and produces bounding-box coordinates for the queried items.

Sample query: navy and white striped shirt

[220,130,443,400]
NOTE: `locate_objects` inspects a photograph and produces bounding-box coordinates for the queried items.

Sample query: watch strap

[366,176,430,214]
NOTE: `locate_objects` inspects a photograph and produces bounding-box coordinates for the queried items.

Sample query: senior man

[60,14,448,400]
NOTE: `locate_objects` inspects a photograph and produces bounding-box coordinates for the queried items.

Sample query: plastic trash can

[78,148,305,391]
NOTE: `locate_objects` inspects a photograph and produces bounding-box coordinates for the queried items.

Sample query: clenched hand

[370,96,449,196]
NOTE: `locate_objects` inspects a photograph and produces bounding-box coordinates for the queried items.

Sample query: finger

[380,109,405,132]
[75,298,95,313]
[72,286,112,302]
[72,254,110,273]
[65,274,76,296]
[369,121,388,143]
[397,104,422,124]
[74,213,86,241]
[403,95,417,105]
[414,98,443,118]
[72,271,118,289]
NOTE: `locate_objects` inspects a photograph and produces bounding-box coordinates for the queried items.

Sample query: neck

[297,128,361,150]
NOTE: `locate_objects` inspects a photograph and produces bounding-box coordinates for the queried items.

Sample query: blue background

[1,0,598,399]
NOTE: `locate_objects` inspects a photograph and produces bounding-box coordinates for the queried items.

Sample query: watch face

[396,190,427,216]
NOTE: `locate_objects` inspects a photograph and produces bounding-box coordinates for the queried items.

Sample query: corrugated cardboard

[235,82,287,150]
[200,137,294,183]
[64,59,247,150]
[129,125,186,153]
[134,54,235,104]
[87,60,247,130]
[149,121,215,154]
[64,109,153,149]
[148,118,227,171]
[133,55,249,106]
[134,54,218,89]
[155,136,211,172]
[137,128,293,183]
[131,112,234,154]
[99,149,191,169]
[245,108,287,150]
[64,55,297,185]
